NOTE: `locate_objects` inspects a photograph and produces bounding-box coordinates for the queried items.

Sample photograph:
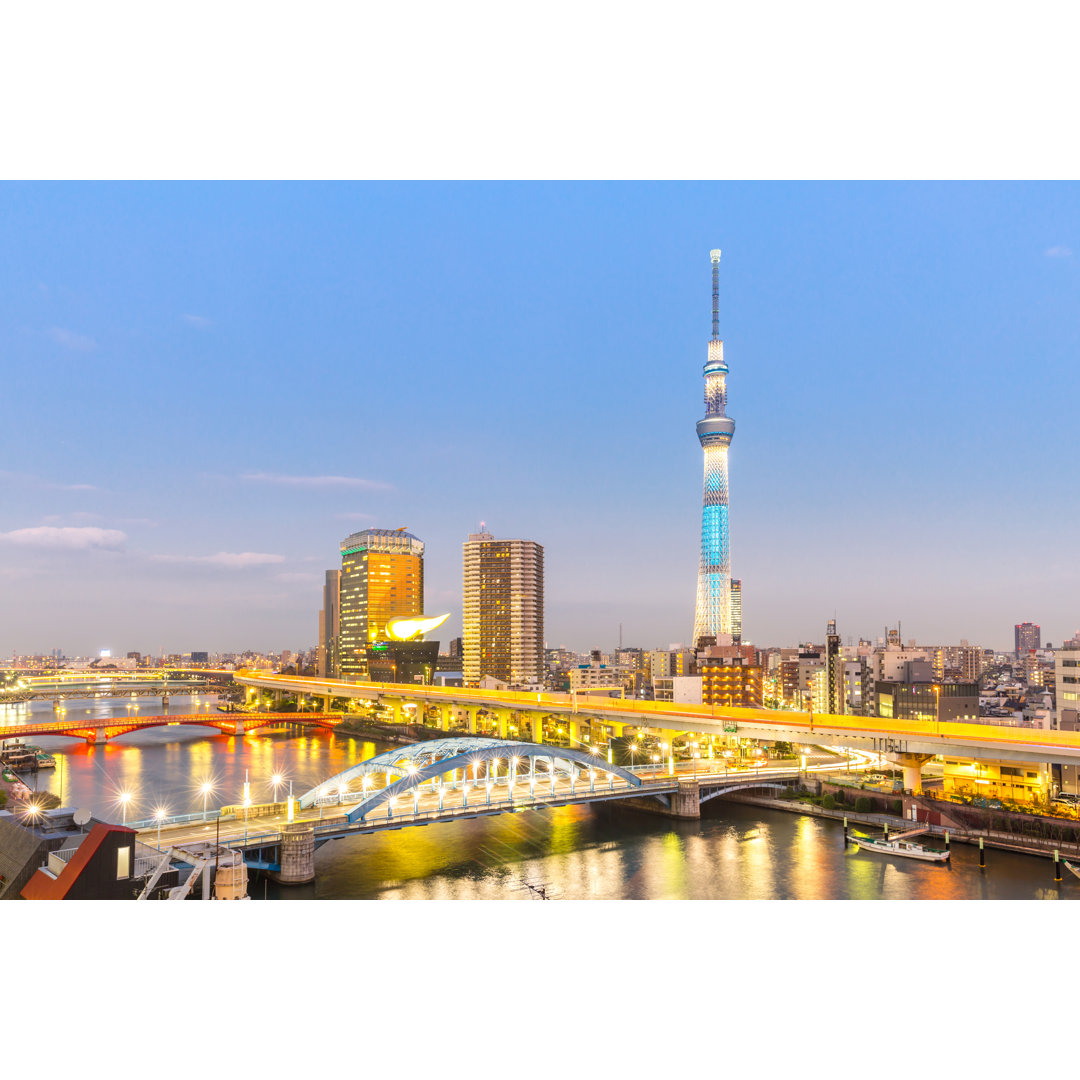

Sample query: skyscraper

[462,529,544,688]
[317,569,340,678]
[1015,622,1041,658]
[693,249,736,647]
[338,528,424,680]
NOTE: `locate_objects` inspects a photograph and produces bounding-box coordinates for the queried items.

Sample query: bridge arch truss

[298,738,643,821]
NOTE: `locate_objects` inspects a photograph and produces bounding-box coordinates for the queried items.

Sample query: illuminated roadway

[235,671,1080,768]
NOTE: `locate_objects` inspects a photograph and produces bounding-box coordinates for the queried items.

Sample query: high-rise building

[338,529,425,680]
[462,530,544,688]
[730,579,742,645]
[1014,622,1041,658]
[693,249,737,648]
[825,619,843,715]
[317,569,340,678]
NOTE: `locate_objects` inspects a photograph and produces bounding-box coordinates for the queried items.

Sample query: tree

[854,796,871,813]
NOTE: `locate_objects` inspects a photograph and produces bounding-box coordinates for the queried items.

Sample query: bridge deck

[135,768,802,855]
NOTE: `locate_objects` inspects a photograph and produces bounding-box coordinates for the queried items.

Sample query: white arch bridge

[299,737,655,823]
[135,739,804,879]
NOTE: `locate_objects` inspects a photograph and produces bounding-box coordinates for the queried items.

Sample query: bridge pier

[271,823,316,885]
[672,780,701,819]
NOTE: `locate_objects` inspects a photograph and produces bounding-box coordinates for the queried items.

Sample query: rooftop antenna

[710,249,722,341]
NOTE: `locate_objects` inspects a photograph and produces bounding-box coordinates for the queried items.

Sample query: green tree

[854,796,871,813]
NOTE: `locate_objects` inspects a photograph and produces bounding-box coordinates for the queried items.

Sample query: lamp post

[119,791,132,825]
[200,782,213,822]
[933,684,941,735]
[155,806,167,848]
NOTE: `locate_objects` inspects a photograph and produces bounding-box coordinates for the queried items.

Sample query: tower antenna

[710,249,721,340]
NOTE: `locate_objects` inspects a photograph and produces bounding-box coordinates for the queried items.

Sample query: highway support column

[885,752,933,795]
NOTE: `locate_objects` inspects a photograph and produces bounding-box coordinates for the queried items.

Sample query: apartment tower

[462,529,544,688]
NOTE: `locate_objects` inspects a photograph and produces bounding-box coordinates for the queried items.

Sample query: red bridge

[0,712,344,745]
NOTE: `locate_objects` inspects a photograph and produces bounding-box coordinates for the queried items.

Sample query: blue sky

[2,182,1078,656]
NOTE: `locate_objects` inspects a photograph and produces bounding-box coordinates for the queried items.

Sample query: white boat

[1064,860,1080,880]
[853,836,950,862]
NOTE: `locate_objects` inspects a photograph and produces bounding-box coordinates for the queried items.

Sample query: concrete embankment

[719,791,1080,862]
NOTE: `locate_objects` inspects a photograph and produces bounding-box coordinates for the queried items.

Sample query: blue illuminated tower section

[693,249,736,646]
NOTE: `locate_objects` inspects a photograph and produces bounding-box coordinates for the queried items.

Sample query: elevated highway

[235,671,1080,770]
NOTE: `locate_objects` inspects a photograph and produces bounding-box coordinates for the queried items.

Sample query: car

[1053,793,1079,805]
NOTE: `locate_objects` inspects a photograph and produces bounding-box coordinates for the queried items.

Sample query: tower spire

[710,248,721,341]
[694,248,735,647]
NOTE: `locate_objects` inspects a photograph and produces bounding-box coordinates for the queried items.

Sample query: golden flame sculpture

[384,613,451,641]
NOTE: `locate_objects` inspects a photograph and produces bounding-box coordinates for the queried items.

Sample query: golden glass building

[462,530,544,688]
[338,528,425,680]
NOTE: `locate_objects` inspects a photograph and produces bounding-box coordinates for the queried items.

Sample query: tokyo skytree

[693,249,736,646]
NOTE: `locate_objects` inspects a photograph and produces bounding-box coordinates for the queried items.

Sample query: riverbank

[722,791,1080,862]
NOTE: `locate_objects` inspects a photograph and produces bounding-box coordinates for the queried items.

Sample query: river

[4,695,1073,900]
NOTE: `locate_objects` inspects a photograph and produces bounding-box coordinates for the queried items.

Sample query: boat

[853,835,950,862]
[1065,860,1080,880]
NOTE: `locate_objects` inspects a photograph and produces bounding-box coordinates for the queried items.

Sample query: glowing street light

[270,772,285,803]
[154,806,167,847]
[119,791,133,825]
[200,781,214,822]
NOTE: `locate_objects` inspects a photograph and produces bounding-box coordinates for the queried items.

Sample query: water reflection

[289,801,1077,901]
[4,695,1073,900]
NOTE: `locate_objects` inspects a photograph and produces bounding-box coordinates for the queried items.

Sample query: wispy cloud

[0,526,126,551]
[1045,245,1073,258]
[0,470,101,492]
[48,327,97,352]
[41,512,102,524]
[153,551,286,569]
[241,473,392,491]
[182,313,213,328]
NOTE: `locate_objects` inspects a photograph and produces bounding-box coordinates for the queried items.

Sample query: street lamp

[119,791,132,825]
[200,782,213,822]
[933,684,942,735]
[155,806,167,847]
[243,797,251,843]
[270,772,285,804]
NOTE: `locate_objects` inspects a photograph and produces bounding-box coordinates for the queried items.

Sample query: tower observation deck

[693,249,735,646]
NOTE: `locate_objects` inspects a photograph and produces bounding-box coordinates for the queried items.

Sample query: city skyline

[3,183,1080,654]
